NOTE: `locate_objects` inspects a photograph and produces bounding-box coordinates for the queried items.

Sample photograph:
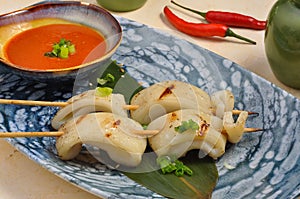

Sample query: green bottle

[97,0,147,12]
[265,0,300,89]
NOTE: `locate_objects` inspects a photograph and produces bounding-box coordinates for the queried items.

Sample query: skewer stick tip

[232,110,259,116]
[244,128,263,133]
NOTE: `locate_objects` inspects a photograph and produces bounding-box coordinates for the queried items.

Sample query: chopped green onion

[68,44,76,54]
[60,46,69,59]
[59,38,65,45]
[156,156,193,177]
[44,38,76,59]
[174,119,199,133]
[142,124,148,130]
[44,52,55,57]
[174,160,193,176]
[95,87,113,97]
[97,73,115,85]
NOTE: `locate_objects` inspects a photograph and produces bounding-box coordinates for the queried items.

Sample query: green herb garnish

[97,73,115,85]
[95,73,115,97]
[156,156,193,177]
[44,38,76,59]
[174,119,199,133]
[95,87,113,97]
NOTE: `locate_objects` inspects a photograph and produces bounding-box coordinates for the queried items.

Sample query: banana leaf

[97,60,218,199]
[123,150,218,199]
[96,60,143,103]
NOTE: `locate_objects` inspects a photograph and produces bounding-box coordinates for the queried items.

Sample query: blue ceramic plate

[0,16,299,199]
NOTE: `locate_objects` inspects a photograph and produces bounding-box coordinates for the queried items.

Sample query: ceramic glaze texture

[0,16,299,199]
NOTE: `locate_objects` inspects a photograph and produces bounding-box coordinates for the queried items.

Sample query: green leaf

[96,60,143,103]
[123,150,218,199]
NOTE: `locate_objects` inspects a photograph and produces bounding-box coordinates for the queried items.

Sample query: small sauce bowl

[0,1,122,82]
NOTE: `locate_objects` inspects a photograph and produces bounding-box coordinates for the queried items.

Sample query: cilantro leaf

[174,119,199,133]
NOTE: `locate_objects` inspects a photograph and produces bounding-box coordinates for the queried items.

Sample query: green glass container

[264,0,300,89]
[97,0,147,12]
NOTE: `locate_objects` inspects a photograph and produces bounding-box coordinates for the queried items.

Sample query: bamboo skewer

[232,110,258,116]
[0,98,139,110]
[0,128,262,138]
[0,98,261,138]
[0,99,69,107]
[0,98,258,114]
[244,127,263,133]
[123,104,139,110]
[0,131,64,138]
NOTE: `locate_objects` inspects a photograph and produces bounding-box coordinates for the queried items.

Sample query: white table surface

[0,0,299,199]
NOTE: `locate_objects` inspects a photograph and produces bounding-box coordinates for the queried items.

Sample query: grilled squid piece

[210,90,235,118]
[223,111,248,143]
[52,90,128,129]
[56,112,147,167]
[130,80,213,125]
[147,109,227,159]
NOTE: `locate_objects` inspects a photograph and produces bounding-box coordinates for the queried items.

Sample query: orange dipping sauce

[4,23,106,71]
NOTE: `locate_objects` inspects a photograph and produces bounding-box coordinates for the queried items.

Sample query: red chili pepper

[171,1,266,30]
[163,6,256,44]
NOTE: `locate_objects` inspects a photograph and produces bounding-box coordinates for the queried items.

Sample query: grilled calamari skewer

[147,109,252,159]
[4,80,247,131]
[130,80,252,125]
[147,109,227,159]
[56,112,148,167]
[130,80,213,124]
[51,90,128,129]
